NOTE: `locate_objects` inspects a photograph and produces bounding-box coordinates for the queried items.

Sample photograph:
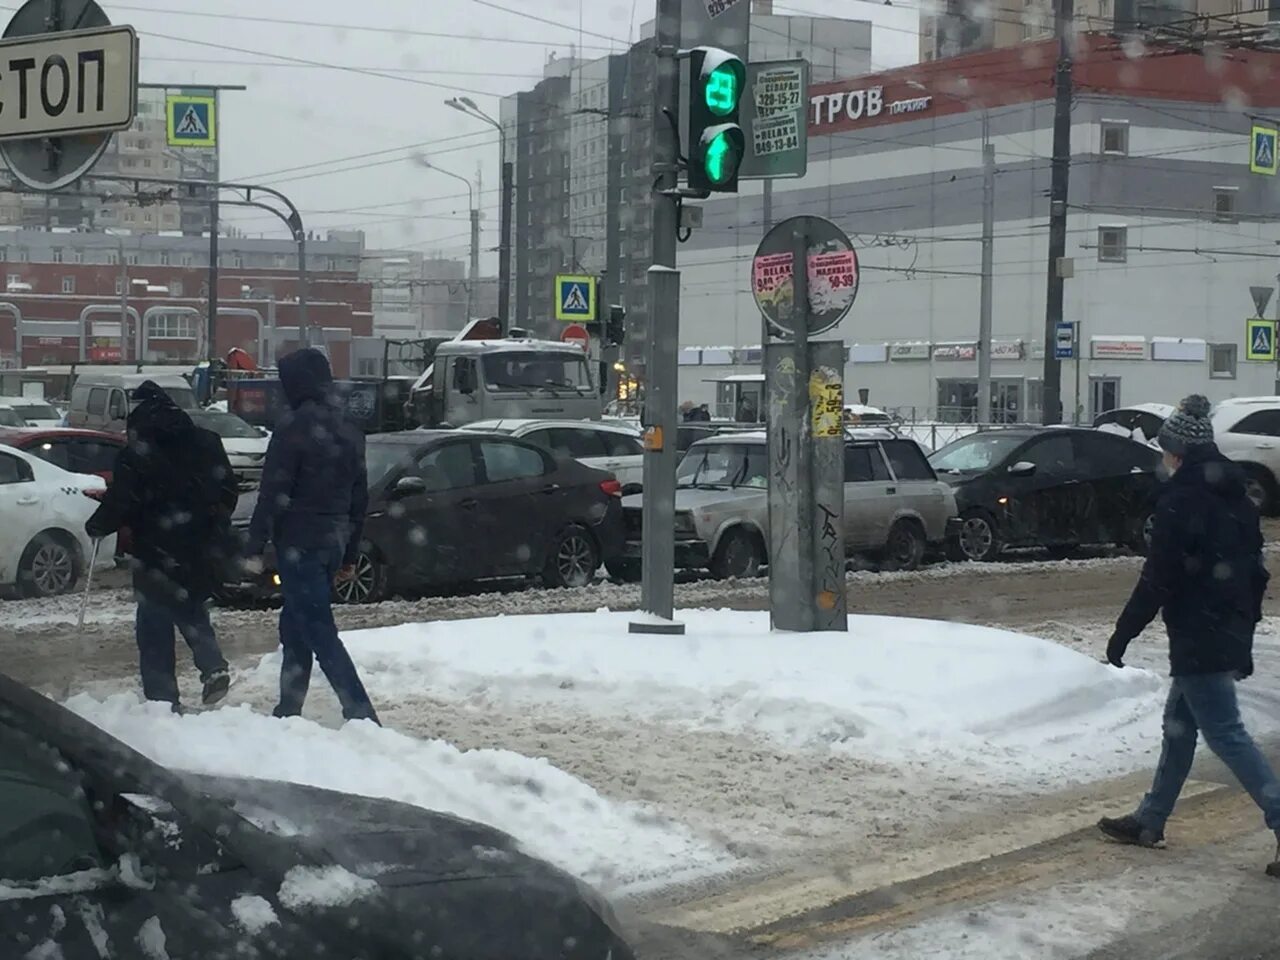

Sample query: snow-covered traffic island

[65,610,1181,899]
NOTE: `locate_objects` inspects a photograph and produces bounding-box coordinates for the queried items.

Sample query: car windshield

[365,443,416,487]
[190,411,262,439]
[8,401,59,420]
[929,432,1027,474]
[677,442,768,489]
[481,352,592,391]
[0,408,23,427]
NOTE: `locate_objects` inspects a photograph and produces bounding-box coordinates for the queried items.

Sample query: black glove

[1106,633,1128,669]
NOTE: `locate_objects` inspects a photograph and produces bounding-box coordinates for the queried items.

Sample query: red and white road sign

[561,323,590,350]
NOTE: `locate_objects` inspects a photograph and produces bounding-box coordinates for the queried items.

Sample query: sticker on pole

[753,66,804,118]
[752,215,859,338]
[752,113,801,158]
[809,367,844,439]
[1246,318,1276,361]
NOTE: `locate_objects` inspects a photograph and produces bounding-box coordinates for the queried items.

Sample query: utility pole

[208,192,219,362]
[760,179,773,374]
[499,155,513,332]
[631,0,683,635]
[469,206,480,319]
[1041,0,1073,425]
[978,112,995,424]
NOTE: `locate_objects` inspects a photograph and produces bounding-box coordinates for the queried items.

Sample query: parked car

[228,431,625,604]
[0,672,636,960]
[0,395,63,428]
[613,430,956,580]
[1094,398,1280,514]
[464,418,644,490]
[0,426,125,483]
[0,445,116,597]
[66,372,196,433]
[929,427,1160,562]
[189,408,270,489]
[0,403,24,428]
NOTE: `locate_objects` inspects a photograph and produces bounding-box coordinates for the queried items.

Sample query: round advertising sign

[751,215,859,338]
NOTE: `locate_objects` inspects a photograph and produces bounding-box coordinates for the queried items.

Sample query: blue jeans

[135,594,227,706]
[275,546,378,723]
[1136,672,1280,833]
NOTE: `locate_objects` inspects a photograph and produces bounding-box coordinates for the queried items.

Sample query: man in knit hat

[1098,395,1280,877]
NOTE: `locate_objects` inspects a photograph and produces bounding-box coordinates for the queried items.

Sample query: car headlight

[674,511,697,536]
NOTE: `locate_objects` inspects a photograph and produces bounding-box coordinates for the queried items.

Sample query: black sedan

[231,431,625,603]
[0,672,634,959]
[928,426,1161,561]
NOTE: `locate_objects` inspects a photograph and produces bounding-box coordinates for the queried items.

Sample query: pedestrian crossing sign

[1251,125,1277,176]
[1246,318,1276,361]
[555,274,597,321]
[166,94,217,148]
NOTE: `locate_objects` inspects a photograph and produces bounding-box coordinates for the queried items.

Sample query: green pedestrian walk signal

[687,47,746,194]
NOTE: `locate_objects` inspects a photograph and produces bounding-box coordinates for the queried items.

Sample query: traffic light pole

[631,0,684,636]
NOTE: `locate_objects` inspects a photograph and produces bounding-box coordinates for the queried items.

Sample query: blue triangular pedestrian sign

[563,284,588,313]
[554,274,596,321]
[1251,125,1278,175]
[1246,318,1276,361]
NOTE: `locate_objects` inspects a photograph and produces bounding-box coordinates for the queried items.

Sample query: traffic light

[687,47,746,194]
[606,304,625,346]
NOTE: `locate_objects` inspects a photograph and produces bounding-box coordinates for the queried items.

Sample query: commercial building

[500,5,874,353]
[675,35,1280,422]
[0,88,219,235]
[920,0,1269,62]
[0,229,372,376]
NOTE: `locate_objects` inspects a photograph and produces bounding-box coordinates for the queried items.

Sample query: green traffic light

[704,64,740,117]
[704,130,739,185]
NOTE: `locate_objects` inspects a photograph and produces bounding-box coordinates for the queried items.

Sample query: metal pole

[791,219,815,630]
[296,229,308,330]
[499,153,513,333]
[977,113,995,425]
[1041,0,1073,425]
[208,196,220,362]
[631,0,683,636]
[1074,320,1082,424]
[761,179,773,375]
[469,206,480,319]
[117,236,128,361]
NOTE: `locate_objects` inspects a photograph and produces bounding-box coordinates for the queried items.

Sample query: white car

[0,445,116,598]
[189,408,270,489]
[1093,403,1175,447]
[0,396,64,428]
[464,418,645,489]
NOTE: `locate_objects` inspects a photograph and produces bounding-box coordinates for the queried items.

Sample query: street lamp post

[419,157,477,322]
[446,96,511,333]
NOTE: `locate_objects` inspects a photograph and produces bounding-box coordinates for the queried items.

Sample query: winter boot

[201,670,230,706]
[1098,815,1165,848]
[1267,833,1280,879]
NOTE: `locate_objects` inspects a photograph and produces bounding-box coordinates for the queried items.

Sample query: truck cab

[412,338,602,427]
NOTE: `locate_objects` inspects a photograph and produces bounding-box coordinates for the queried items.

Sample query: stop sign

[561,323,590,351]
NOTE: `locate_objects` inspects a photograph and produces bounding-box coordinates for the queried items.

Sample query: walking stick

[77,538,102,632]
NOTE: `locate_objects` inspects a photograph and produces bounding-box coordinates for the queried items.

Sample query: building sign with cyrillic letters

[991,340,1025,360]
[1091,338,1146,360]
[889,342,931,361]
[933,343,977,361]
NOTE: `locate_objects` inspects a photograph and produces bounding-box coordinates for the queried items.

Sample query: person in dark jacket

[85,381,237,710]
[244,349,380,725]
[1098,395,1280,877]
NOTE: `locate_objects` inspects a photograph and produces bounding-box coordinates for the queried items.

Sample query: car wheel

[710,528,764,580]
[605,558,641,582]
[332,550,390,605]
[1131,510,1156,556]
[544,526,600,589]
[19,533,81,598]
[883,520,926,571]
[1244,466,1277,516]
[951,511,1001,563]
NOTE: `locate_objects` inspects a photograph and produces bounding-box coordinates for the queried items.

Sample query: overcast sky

[107,0,920,266]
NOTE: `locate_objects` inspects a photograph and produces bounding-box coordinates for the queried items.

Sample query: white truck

[410,336,603,428]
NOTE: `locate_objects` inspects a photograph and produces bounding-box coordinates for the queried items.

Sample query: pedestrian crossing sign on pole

[555,274,597,322]
[166,94,217,148]
[1246,318,1277,361]
[1250,125,1277,176]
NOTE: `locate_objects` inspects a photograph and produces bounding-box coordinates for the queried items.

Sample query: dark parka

[1111,445,1269,677]
[244,349,367,565]
[86,382,239,604]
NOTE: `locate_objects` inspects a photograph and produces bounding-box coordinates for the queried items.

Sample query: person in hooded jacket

[244,348,380,725]
[1098,395,1280,877]
[85,381,237,710]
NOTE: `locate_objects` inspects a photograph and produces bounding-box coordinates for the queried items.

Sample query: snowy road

[6,555,1280,959]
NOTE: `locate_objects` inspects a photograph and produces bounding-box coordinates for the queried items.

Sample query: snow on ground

[241,611,1167,788]
[63,694,732,893]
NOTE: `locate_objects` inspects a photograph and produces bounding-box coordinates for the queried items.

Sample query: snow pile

[284,611,1167,785]
[277,866,378,911]
[230,895,279,934]
[63,694,729,890]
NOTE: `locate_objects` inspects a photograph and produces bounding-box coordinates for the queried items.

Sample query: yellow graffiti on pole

[808,366,844,438]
